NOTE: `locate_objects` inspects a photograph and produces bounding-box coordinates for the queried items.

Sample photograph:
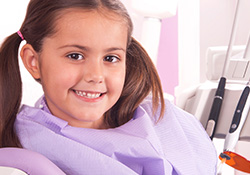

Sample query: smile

[74,90,102,99]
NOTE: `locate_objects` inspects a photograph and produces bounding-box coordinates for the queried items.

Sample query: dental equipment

[217,80,250,174]
[131,0,178,65]
[219,33,250,174]
[205,0,241,140]
[217,19,250,173]
[219,151,250,174]
[217,38,250,172]
[224,84,250,152]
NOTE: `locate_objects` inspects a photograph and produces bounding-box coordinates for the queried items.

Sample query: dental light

[131,0,178,65]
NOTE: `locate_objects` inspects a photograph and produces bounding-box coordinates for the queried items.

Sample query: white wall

[0,1,29,43]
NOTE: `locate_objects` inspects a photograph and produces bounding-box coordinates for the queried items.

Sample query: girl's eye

[66,53,84,60]
[104,55,120,63]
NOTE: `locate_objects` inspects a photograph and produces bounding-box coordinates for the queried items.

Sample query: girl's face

[37,9,127,129]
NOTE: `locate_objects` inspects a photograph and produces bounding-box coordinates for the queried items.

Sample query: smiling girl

[25,9,128,129]
[0,0,217,174]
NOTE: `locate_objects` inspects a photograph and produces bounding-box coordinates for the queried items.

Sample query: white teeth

[87,93,92,97]
[75,90,101,99]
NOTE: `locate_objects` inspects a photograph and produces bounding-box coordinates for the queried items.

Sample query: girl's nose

[83,62,104,84]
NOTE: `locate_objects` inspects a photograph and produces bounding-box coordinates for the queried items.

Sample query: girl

[0,0,217,174]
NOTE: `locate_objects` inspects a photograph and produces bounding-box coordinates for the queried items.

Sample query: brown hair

[0,0,165,147]
[106,38,165,127]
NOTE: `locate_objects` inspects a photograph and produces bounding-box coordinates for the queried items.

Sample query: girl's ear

[20,44,41,80]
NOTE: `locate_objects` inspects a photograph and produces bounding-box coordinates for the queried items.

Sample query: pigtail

[0,33,23,147]
[106,37,165,127]
[131,38,165,119]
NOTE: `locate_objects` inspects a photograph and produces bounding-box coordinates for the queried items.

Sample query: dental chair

[0,147,65,175]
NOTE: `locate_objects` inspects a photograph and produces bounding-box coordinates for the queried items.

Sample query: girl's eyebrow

[105,47,126,53]
[58,44,89,51]
[58,44,125,53]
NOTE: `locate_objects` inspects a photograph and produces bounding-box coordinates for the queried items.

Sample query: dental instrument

[205,0,241,140]
[219,151,250,174]
[217,81,250,174]
[224,84,250,151]
[217,29,250,174]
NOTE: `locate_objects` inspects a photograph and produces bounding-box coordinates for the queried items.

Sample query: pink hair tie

[17,31,24,40]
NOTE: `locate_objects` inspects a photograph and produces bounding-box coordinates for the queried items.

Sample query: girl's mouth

[73,90,103,99]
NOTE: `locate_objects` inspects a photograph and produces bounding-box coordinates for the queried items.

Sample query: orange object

[219,151,250,173]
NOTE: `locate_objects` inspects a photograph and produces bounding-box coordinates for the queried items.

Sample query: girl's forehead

[54,8,127,30]
[43,8,128,50]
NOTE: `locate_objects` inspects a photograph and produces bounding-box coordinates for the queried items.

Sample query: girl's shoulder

[138,95,218,174]
[139,94,213,143]
[139,94,198,125]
